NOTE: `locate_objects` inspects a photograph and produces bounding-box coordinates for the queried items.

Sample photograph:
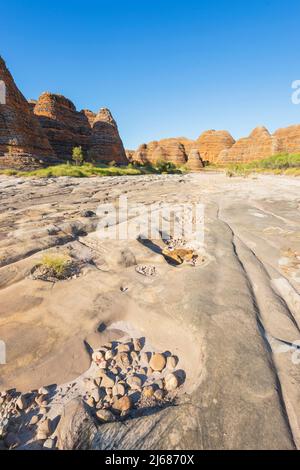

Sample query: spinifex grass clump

[31,253,79,282]
[41,253,71,278]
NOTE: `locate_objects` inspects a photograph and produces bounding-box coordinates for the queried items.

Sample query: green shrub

[72,146,84,166]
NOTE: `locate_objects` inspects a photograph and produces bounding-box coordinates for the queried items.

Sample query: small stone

[154,389,165,400]
[96,409,116,423]
[86,397,95,407]
[29,415,39,426]
[92,350,104,363]
[110,367,119,375]
[130,351,139,363]
[43,438,55,449]
[116,352,131,369]
[155,379,164,390]
[105,388,113,397]
[38,387,48,396]
[149,353,166,372]
[127,376,142,390]
[101,373,115,388]
[166,356,177,370]
[105,350,114,361]
[37,418,51,440]
[142,386,154,398]
[147,367,153,376]
[16,395,28,410]
[117,344,131,353]
[141,352,150,364]
[164,373,179,391]
[112,383,125,397]
[112,396,132,412]
[98,360,108,369]
[133,338,142,352]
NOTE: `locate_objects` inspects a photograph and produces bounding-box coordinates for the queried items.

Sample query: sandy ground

[0,172,299,449]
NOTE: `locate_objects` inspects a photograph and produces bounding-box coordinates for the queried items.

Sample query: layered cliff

[89,108,128,164]
[132,133,235,166]
[196,130,235,163]
[218,127,278,163]
[0,57,56,169]
[33,96,127,165]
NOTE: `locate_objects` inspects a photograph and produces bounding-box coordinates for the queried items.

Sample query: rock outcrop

[273,125,300,155]
[133,138,193,165]
[218,127,277,163]
[89,108,128,165]
[33,93,92,161]
[34,96,127,165]
[196,130,235,163]
[186,149,204,171]
[0,57,56,169]
[132,133,235,166]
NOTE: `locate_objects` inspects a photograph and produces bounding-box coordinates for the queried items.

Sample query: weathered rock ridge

[0,56,127,168]
[33,95,128,165]
[0,57,56,169]
[132,125,300,166]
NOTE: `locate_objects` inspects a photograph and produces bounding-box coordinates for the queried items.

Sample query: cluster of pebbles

[0,338,184,450]
[85,338,182,423]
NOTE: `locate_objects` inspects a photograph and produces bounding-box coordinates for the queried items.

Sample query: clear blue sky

[1,0,300,149]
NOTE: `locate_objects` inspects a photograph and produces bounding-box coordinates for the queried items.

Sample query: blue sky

[1,0,300,148]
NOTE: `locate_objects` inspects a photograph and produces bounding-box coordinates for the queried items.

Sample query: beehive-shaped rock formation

[0,57,56,169]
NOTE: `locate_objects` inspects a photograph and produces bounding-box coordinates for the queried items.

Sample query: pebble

[142,386,154,398]
[117,352,131,369]
[110,367,119,375]
[141,352,150,364]
[105,350,114,361]
[133,338,142,352]
[147,367,153,376]
[96,409,116,423]
[105,388,113,397]
[155,379,164,390]
[101,374,115,388]
[112,396,132,412]
[38,387,48,396]
[166,356,177,370]
[130,351,139,363]
[29,415,40,426]
[92,351,104,363]
[164,373,179,391]
[112,383,126,397]
[127,376,142,390]
[149,353,166,372]
[154,389,165,400]
[86,397,94,407]
[98,360,108,369]
[117,344,131,353]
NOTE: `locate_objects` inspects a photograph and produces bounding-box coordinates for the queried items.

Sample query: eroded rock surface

[0,173,300,450]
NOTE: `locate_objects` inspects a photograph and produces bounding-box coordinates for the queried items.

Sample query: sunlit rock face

[0,56,56,169]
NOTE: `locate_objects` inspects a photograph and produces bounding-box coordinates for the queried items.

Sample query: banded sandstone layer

[132,125,300,166]
[34,95,128,165]
[0,57,56,169]
[0,56,127,169]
